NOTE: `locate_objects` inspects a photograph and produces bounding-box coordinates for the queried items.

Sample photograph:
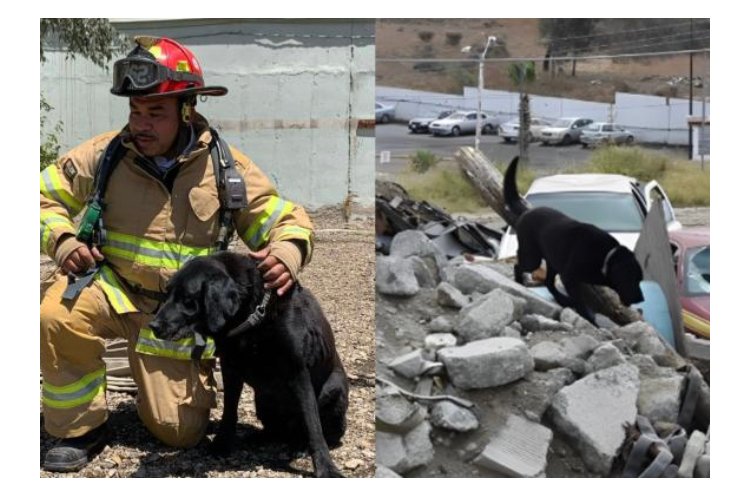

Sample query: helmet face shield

[110,37,227,98]
[112,58,165,93]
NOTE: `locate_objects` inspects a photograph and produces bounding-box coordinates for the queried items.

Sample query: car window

[448,112,465,119]
[684,246,710,295]
[603,124,613,132]
[438,111,452,119]
[551,118,572,127]
[526,192,644,232]
[467,113,477,120]
[376,103,382,109]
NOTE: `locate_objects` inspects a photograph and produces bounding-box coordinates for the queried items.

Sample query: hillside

[375,19,710,103]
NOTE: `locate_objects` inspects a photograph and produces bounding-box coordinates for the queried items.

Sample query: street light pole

[474,36,496,151]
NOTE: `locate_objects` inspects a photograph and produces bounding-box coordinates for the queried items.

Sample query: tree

[539,19,598,77]
[40,19,128,168]
[508,61,536,164]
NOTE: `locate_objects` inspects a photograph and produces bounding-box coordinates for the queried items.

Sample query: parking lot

[375,123,689,176]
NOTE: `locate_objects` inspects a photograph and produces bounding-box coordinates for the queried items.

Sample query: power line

[538,19,708,45]
[376,48,709,64]
[576,30,710,53]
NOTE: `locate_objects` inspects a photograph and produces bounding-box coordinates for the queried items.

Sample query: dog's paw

[209,435,234,457]
[315,464,345,478]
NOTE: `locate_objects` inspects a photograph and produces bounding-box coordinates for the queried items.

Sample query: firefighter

[40,36,314,472]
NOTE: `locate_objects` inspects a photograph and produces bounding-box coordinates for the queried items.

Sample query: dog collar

[225,290,274,338]
[601,246,619,277]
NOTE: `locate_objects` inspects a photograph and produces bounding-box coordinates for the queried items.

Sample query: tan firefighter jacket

[40,114,314,315]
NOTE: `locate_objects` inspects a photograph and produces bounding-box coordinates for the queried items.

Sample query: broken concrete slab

[530,341,568,371]
[376,422,435,474]
[424,333,458,352]
[429,401,479,432]
[560,334,600,360]
[512,368,575,423]
[549,363,640,476]
[456,289,521,342]
[374,465,403,478]
[376,389,427,434]
[588,342,626,372]
[390,230,447,281]
[637,375,685,424]
[376,256,420,297]
[474,413,553,478]
[678,430,707,478]
[453,264,561,318]
[427,315,454,334]
[520,314,572,334]
[438,337,534,390]
[436,282,469,309]
[560,308,598,331]
[387,349,426,379]
[410,256,438,288]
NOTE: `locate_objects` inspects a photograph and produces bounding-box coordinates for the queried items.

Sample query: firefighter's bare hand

[248,246,294,296]
[62,246,104,274]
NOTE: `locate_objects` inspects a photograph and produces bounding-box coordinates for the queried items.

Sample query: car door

[464,112,477,132]
[644,181,682,231]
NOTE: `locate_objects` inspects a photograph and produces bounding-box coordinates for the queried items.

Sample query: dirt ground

[376,19,710,103]
[39,208,376,478]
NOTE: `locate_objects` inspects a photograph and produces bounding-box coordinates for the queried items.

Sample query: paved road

[375,122,687,175]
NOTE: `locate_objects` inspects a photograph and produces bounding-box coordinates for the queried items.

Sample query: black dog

[503,157,644,323]
[149,251,348,477]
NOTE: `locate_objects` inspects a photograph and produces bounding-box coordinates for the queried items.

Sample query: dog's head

[149,257,242,341]
[606,246,645,306]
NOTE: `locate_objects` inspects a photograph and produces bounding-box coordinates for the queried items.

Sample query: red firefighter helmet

[111,36,227,98]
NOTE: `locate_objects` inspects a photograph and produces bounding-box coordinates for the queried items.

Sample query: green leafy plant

[409,150,440,174]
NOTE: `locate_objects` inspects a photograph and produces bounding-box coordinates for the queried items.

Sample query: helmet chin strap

[181,101,192,124]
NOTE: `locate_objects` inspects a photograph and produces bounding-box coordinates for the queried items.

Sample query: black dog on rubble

[503,156,644,324]
[149,251,348,478]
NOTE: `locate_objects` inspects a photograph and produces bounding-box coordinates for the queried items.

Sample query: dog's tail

[503,156,531,227]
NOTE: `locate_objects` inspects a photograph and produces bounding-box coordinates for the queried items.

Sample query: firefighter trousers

[40,274,216,448]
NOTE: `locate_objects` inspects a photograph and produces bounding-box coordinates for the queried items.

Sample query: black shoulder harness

[76,128,248,251]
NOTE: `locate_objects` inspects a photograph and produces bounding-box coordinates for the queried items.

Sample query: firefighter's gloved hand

[248,246,294,296]
[63,245,104,275]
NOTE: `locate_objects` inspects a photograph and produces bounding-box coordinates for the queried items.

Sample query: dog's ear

[203,275,241,334]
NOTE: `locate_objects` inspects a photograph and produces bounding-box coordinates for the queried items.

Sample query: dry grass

[398,158,537,213]
[578,146,710,207]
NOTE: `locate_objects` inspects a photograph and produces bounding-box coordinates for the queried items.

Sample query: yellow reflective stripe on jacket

[40,166,83,215]
[102,231,215,270]
[42,368,106,409]
[135,327,216,360]
[95,264,138,314]
[242,196,294,248]
[40,211,76,250]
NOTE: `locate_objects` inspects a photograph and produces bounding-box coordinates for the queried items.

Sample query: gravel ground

[40,208,376,478]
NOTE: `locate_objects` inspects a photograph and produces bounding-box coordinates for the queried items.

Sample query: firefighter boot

[43,423,109,472]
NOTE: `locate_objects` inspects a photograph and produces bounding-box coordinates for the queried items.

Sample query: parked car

[408,110,453,134]
[581,122,635,148]
[498,117,552,143]
[376,102,396,124]
[428,111,500,136]
[496,172,681,259]
[539,117,594,145]
[669,227,710,339]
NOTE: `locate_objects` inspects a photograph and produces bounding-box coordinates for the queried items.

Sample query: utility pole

[473,36,497,151]
[688,18,694,159]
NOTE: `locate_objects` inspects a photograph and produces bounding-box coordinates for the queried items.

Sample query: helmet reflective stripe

[42,368,106,409]
[135,327,216,360]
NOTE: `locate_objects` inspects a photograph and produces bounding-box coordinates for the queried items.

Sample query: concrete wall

[41,19,375,209]
[377,86,710,147]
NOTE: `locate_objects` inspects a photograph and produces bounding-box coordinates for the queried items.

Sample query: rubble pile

[375,230,710,478]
